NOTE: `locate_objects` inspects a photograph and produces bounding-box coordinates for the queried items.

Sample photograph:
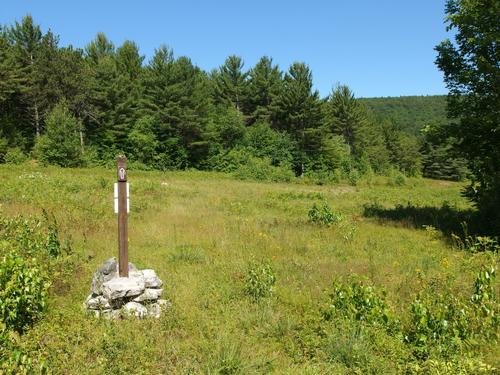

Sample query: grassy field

[0,163,498,374]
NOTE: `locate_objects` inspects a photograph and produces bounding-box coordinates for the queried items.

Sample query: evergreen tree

[8,15,43,139]
[325,85,367,157]
[32,33,90,150]
[109,40,144,147]
[276,62,322,175]
[84,33,117,149]
[0,30,27,147]
[213,55,248,113]
[246,56,283,125]
[142,46,212,167]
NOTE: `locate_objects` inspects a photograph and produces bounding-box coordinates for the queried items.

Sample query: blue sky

[1,1,450,98]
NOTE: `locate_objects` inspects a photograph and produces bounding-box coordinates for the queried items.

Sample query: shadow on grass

[363,202,480,237]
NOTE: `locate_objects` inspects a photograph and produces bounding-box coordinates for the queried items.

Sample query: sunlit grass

[0,163,497,373]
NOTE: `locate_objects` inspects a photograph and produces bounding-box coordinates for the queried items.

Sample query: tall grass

[0,163,497,373]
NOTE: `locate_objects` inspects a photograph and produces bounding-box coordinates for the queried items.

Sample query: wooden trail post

[117,156,129,277]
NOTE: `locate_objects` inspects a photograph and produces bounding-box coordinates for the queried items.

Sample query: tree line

[0,15,463,182]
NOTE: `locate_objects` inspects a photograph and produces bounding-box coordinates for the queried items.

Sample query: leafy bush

[234,156,294,183]
[323,275,397,331]
[404,266,499,358]
[0,213,71,259]
[33,102,83,167]
[210,147,295,183]
[0,213,72,372]
[303,168,341,185]
[405,294,470,358]
[454,235,500,253]
[347,169,360,186]
[244,260,276,303]
[209,147,253,173]
[308,203,342,226]
[406,357,497,374]
[4,147,27,164]
[127,116,158,166]
[242,121,296,167]
[469,267,498,340]
[0,249,50,333]
[388,169,407,186]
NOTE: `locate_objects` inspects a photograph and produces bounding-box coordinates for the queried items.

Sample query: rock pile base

[84,257,169,319]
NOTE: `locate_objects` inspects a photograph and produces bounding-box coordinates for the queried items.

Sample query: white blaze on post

[114,183,130,213]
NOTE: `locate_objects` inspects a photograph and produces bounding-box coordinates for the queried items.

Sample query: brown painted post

[117,156,128,277]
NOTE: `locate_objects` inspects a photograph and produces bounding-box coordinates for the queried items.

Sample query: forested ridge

[0,16,466,182]
[359,95,448,136]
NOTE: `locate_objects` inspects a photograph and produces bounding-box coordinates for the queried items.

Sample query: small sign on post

[116,156,129,277]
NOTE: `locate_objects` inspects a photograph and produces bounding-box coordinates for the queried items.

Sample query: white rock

[157,299,172,309]
[86,309,112,318]
[123,302,147,318]
[102,271,145,301]
[85,294,111,310]
[133,288,163,302]
[91,258,138,294]
[147,303,161,318]
[142,269,163,288]
[101,309,122,320]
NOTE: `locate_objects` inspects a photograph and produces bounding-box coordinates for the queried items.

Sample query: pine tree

[276,62,322,174]
[8,15,43,139]
[324,85,367,157]
[84,33,117,149]
[246,56,283,125]
[109,40,144,148]
[0,30,27,147]
[142,46,212,167]
[213,55,248,113]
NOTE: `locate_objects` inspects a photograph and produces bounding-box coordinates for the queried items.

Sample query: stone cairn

[84,257,169,319]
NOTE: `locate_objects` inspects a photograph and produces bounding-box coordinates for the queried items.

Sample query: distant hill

[359,95,449,135]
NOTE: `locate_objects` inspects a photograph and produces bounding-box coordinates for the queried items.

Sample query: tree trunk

[34,101,40,137]
[79,129,84,153]
[30,53,40,137]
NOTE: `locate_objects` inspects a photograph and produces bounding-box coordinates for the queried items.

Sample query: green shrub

[4,147,27,164]
[242,121,296,167]
[405,294,470,358]
[210,147,294,183]
[0,213,71,259]
[469,267,498,340]
[0,249,50,333]
[233,156,294,183]
[33,102,83,167]
[388,169,407,186]
[347,169,360,186]
[406,357,497,374]
[323,275,397,331]
[303,169,341,185]
[210,147,253,173]
[308,203,342,226]
[404,266,498,358]
[244,260,276,303]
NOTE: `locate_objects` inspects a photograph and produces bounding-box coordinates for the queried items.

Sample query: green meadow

[1,163,498,374]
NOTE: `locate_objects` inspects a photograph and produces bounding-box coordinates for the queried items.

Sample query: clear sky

[1,0,450,98]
